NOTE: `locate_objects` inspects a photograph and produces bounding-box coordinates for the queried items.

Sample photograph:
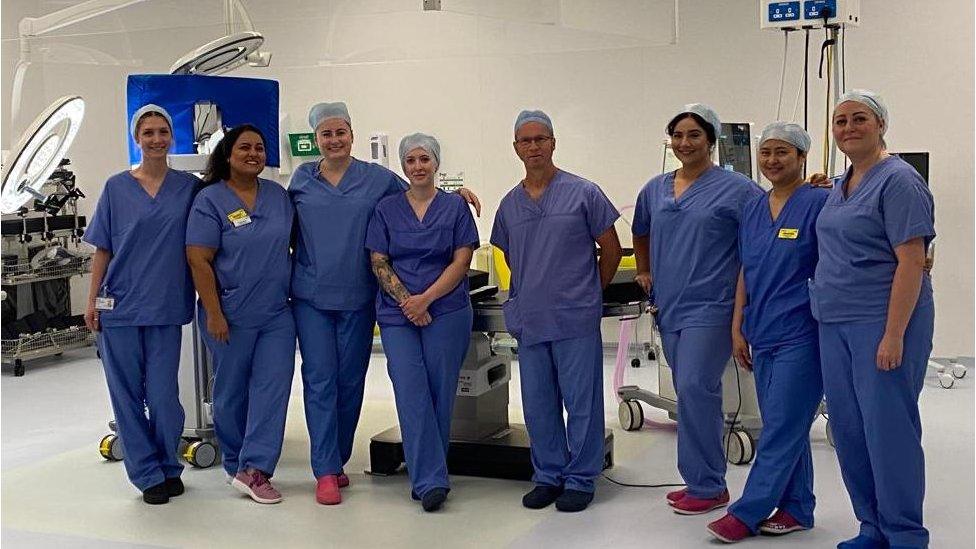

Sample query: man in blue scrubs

[490,110,622,513]
[706,123,828,542]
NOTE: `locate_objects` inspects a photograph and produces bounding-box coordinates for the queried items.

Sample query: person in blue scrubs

[288,102,481,505]
[705,123,828,543]
[366,133,479,512]
[83,105,196,504]
[186,125,295,505]
[811,90,935,549]
[632,104,763,515]
[491,110,622,513]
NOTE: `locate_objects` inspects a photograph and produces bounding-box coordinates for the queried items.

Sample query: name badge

[227,208,252,227]
[778,228,799,239]
[94,296,115,310]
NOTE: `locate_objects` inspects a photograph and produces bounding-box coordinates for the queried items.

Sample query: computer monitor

[893,152,929,183]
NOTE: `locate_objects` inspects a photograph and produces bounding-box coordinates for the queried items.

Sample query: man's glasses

[515,136,553,148]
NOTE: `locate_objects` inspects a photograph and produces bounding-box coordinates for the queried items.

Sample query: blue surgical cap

[130,104,173,139]
[668,103,722,141]
[836,89,889,135]
[759,122,812,153]
[514,109,553,136]
[398,133,440,170]
[308,102,351,130]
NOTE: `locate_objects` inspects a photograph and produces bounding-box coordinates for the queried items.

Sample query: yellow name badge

[227,208,252,227]
[778,228,799,239]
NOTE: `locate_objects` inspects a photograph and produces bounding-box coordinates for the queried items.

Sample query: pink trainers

[232,469,282,504]
[666,487,688,505]
[337,473,350,488]
[316,475,342,505]
[672,489,730,515]
[707,513,753,543]
[759,509,809,535]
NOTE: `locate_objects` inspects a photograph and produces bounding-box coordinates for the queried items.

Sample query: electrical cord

[601,473,685,489]
[724,355,744,460]
[776,29,792,120]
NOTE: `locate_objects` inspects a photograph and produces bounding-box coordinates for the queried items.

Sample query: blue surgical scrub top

[490,170,619,347]
[185,178,294,328]
[810,156,935,324]
[83,169,198,327]
[288,158,407,311]
[739,184,828,349]
[365,190,479,327]
[632,166,763,332]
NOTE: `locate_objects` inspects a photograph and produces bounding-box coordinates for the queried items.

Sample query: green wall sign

[288,133,319,157]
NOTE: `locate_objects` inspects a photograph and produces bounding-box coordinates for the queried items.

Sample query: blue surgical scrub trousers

[98,325,184,491]
[660,325,731,498]
[729,337,822,531]
[200,308,296,477]
[819,303,934,548]
[380,306,473,496]
[293,299,375,478]
[518,332,605,493]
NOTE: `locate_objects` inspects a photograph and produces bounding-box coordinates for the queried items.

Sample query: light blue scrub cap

[514,109,553,135]
[308,102,351,130]
[759,122,812,153]
[836,89,888,135]
[669,103,722,141]
[398,133,440,170]
[130,104,173,139]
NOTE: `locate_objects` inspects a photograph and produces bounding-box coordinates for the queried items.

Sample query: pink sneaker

[672,489,730,515]
[337,473,350,488]
[707,513,753,543]
[666,487,688,505]
[232,469,282,504]
[316,475,342,505]
[759,509,809,535]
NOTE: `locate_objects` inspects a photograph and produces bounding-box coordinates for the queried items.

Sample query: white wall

[2,0,972,356]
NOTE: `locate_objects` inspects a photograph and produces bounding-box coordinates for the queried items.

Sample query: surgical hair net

[836,89,889,135]
[308,101,351,130]
[130,104,173,139]
[759,122,812,153]
[668,103,722,141]
[398,133,441,170]
[514,109,553,136]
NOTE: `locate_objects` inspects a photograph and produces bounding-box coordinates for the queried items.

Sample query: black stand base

[368,424,614,481]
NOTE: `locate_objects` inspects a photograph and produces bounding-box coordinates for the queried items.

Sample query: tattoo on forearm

[371,254,411,303]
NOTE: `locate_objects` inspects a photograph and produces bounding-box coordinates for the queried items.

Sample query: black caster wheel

[648,350,656,360]
[182,440,218,468]
[725,429,755,465]
[630,358,641,368]
[618,399,644,431]
[13,360,25,377]
[99,434,125,461]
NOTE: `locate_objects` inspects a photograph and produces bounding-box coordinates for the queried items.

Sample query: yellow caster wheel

[182,440,218,468]
[99,434,124,461]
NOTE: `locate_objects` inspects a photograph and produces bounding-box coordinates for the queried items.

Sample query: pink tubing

[613,317,677,431]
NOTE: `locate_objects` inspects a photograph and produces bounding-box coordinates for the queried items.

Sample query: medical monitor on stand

[661,123,755,181]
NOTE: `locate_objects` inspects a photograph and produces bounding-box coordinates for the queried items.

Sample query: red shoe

[666,488,688,505]
[316,475,342,505]
[707,513,753,543]
[671,489,730,515]
[337,473,350,488]
[759,509,809,536]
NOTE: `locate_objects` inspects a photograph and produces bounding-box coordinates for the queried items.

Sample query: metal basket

[1,254,92,285]
[1,326,95,362]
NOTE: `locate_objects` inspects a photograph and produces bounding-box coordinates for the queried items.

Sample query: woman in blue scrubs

[288,103,481,505]
[83,105,197,504]
[632,104,763,515]
[186,125,295,505]
[811,90,935,549]
[366,133,479,512]
[706,123,828,542]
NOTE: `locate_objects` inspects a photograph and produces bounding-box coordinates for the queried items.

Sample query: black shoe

[411,490,421,501]
[142,481,170,505]
[165,477,184,497]
[522,485,563,509]
[421,488,448,512]
[555,489,593,512]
